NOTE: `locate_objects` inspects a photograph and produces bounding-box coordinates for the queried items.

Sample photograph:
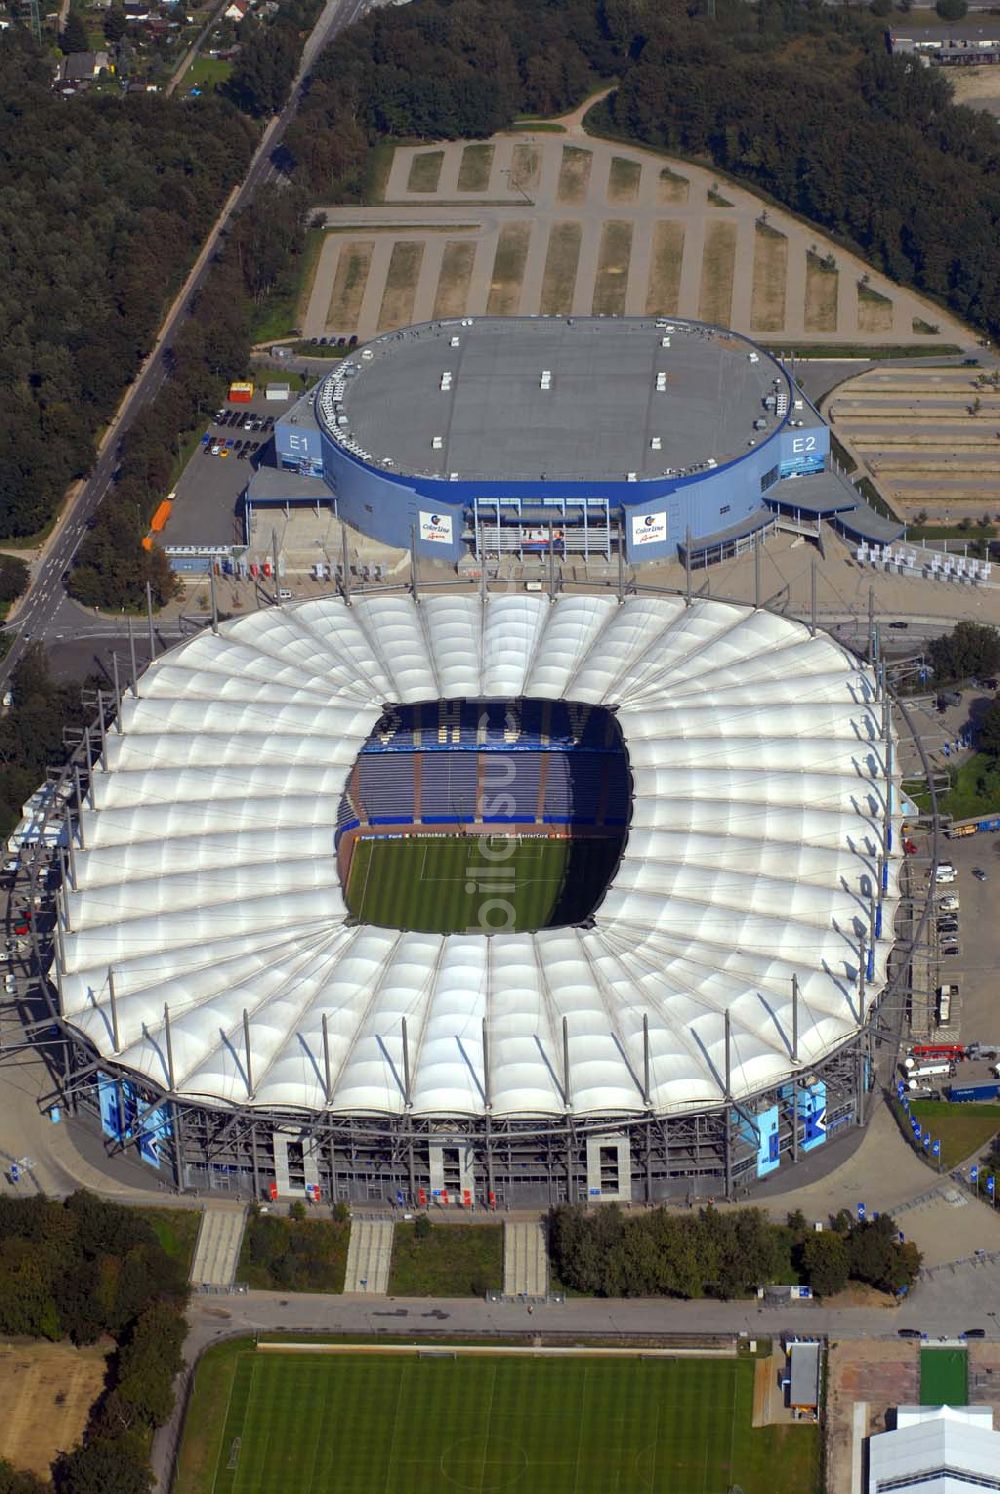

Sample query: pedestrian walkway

[190,1205,247,1289]
[503,1220,548,1297]
[343,1218,394,1293]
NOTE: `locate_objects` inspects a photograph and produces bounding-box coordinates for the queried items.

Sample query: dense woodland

[548,1202,921,1300]
[0,647,92,838]
[0,29,255,543]
[291,0,1000,343]
[0,1193,189,1494]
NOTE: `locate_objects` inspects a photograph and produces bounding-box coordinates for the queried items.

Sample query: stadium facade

[30,591,908,1208]
[260,317,837,567]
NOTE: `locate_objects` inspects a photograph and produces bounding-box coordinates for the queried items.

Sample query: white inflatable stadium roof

[56,594,901,1120]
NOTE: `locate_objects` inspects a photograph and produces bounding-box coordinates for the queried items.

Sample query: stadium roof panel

[326,317,788,481]
[56,593,902,1121]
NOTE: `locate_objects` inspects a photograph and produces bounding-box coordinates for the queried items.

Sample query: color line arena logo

[631,512,667,546]
[419,511,453,544]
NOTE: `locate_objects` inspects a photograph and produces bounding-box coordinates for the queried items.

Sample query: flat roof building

[788,1341,821,1414]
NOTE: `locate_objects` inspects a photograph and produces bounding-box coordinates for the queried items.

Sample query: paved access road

[0,0,370,693]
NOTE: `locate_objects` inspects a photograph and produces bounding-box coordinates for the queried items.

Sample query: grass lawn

[388,1222,503,1295]
[185,55,232,91]
[137,1207,200,1273]
[607,154,641,203]
[924,753,1000,822]
[759,343,962,360]
[920,1346,967,1405]
[910,1099,1000,1169]
[457,142,494,192]
[346,833,622,935]
[407,150,444,193]
[178,1344,821,1494]
[539,221,582,316]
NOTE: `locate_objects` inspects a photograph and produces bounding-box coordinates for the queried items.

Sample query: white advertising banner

[419,511,454,544]
[631,512,667,547]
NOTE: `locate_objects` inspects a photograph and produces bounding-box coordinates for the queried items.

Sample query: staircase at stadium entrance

[503,1220,549,1299]
[344,1218,394,1294]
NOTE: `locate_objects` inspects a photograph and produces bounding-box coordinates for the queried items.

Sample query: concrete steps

[344,1218,394,1294]
[503,1220,548,1298]
[190,1205,247,1288]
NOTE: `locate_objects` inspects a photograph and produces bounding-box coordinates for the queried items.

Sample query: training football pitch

[345,832,620,934]
[181,1346,819,1494]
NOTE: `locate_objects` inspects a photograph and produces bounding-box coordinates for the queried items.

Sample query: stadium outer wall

[273,318,830,566]
[17,585,923,1216]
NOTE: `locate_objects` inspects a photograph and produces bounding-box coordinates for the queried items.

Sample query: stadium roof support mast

[145,582,156,661]
[410,525,419,603]
[127,618,138,697]
[401,1016,412,1108]
[685,528,692,605]
[242,1008,254,1099]
[642,1012,651,1108]
[322,1012,333,1105]
[107,968,121,1054]
[209,567,219,634]
[791,973,799,1064]
[482,1017,491,1110]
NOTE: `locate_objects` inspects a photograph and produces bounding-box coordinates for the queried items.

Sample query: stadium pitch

[345,833,621,934]
[191,1346,820,1494]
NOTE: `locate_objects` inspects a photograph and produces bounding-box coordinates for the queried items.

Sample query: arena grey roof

[53,593,902,1123]
[319,317,790,482]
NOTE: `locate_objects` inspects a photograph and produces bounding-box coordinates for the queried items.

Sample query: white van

[937,895,959,913]
[933,863,957,884]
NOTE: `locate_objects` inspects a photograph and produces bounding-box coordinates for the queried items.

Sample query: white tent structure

[54,593,901,1131]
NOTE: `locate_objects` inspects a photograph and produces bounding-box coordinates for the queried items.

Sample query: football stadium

[248,316,900,568]
[34,590,906,1206]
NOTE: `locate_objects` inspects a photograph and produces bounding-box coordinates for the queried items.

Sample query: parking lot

[161,390,287,550]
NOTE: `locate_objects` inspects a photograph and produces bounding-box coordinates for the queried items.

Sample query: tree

[801,1231,849,1297]
[936,0,967,17]
[60,11,89,54]
[104,7,127,43]
[870,0,892,15]
[928,622,1000,685]
[54,1435,151,1494]
[978,699,1000,758]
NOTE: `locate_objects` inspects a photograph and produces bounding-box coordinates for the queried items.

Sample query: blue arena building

[256,316,895,566]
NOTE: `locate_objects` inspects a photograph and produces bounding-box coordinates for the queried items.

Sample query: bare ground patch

[0,1339,110,1480]
[377,240,425,331]
[858,282,894,334]
[607,156,641,204]
[557,146,592,206]
[539,221,582,316]
[406,150,444,193]
[592,219,633,317]
[750,222,788,333]
[645,221,685,316]
[699,220,737,326]
[657,166,689,206]
[486,222,530,315]
[510,143,540,193]
[433,240,477,319]
[805,251,838,333]
[326,239,374,334]
[457,143,494,193]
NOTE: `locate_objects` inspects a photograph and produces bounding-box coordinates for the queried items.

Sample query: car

[278,589,293,600]
[938,896,959,912]
[3,974,15,994]
[897,1328,923,1339]
[238,447,249,460]
[233,439,244,451]
[983,679,998,691]
[243,416,255,430]
[963,1328,986,1339]
[210,442,220,455]
[888,620,909,630]
[200,433,211,446]
[941,943,960,956]
[203,442,214,456]
[219,447,230,458]
[937,920,959,935]
[214,410,226,423]
[904,838,918,855]
[973,868,988,881]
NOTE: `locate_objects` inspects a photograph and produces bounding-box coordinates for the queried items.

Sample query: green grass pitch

[345,833,620,934]
[191,1348,819,1494]
[919,1346,967,1405]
